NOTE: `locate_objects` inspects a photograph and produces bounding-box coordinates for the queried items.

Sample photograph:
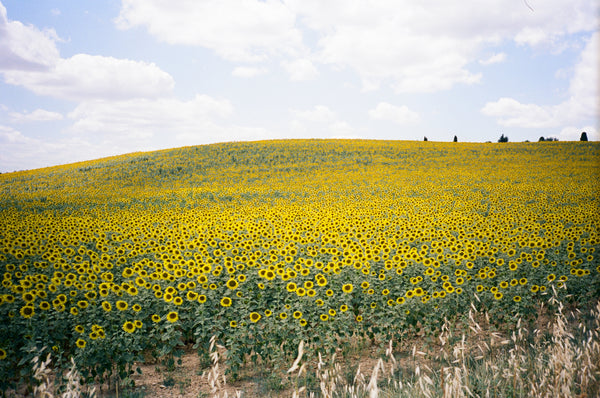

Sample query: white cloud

[114,0,598,93]
[481,31,599,128]
[9,108,64,122]
[0,95,279,172]
[3,54,175,101]
[232,66,268,78]
[291,105,336,123]
[289,105,358,138]
[479,53,506,65]
[0,2,60,71]
[0,125,102,172]
[68,95,233,139]
[291,0,597,93]
[558,125,598,141]
[480,97,555,128]
[115,0,304,63]
[281,58,318,81]
[1,3,176,101]
[369,102,420,125]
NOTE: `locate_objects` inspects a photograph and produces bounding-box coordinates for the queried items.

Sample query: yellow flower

[249,312,261,323]
[166,311,179,323]
[220,297,232,307]
[75,339,86,349]
[342,284,353,293]
[116,300,128,311]
[286,282,297,292]
[152,314,161,323]
[123,321,136,333]
[226,279,239,290]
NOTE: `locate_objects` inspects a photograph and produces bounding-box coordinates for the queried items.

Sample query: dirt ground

[93,342,388,398]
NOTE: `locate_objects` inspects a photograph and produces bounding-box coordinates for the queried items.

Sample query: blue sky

[0,0,598,172]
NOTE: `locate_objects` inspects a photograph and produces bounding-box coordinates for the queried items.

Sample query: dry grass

[6,298,599,398]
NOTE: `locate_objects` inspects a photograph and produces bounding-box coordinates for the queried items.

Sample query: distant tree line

[420,132,589,142]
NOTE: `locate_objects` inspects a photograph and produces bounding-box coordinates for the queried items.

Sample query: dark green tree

[498,134,509,143]
[580,132,588,141]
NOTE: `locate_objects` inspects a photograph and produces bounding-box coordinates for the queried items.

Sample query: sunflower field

[0,139,599,390]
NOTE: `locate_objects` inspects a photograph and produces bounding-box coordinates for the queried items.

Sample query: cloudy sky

[0,0,598,172]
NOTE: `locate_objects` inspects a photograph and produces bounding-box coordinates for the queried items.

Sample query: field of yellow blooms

[0,139,599,388]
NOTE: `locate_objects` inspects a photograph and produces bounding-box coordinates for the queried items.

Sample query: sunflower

[230,320,238,328]
[75,339,86,349]
[22,292,36,303]
[220,297,232,307]
[226,279,239,290]
[340,304,348,312]
[166,311,179,323]
[173,297,183,306]
[249,312,261,323]
[152,314,161,323]
[299,319,308,327]
[279,312,288,320]
[342,284,353,293]
[185,291,198,301]
[123,321,136,333]
[132,304,142,312]
[513,296,522,302]
[286,282,297,292]
[75,325,85,334]
[320,314,329,321]
[116,300,128,311]
[0,349,6,360]
[134,320,143,329]
[39,301,51,311]
[356,315,363,322]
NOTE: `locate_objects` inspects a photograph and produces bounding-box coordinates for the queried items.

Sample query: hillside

[0,139,599,396]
